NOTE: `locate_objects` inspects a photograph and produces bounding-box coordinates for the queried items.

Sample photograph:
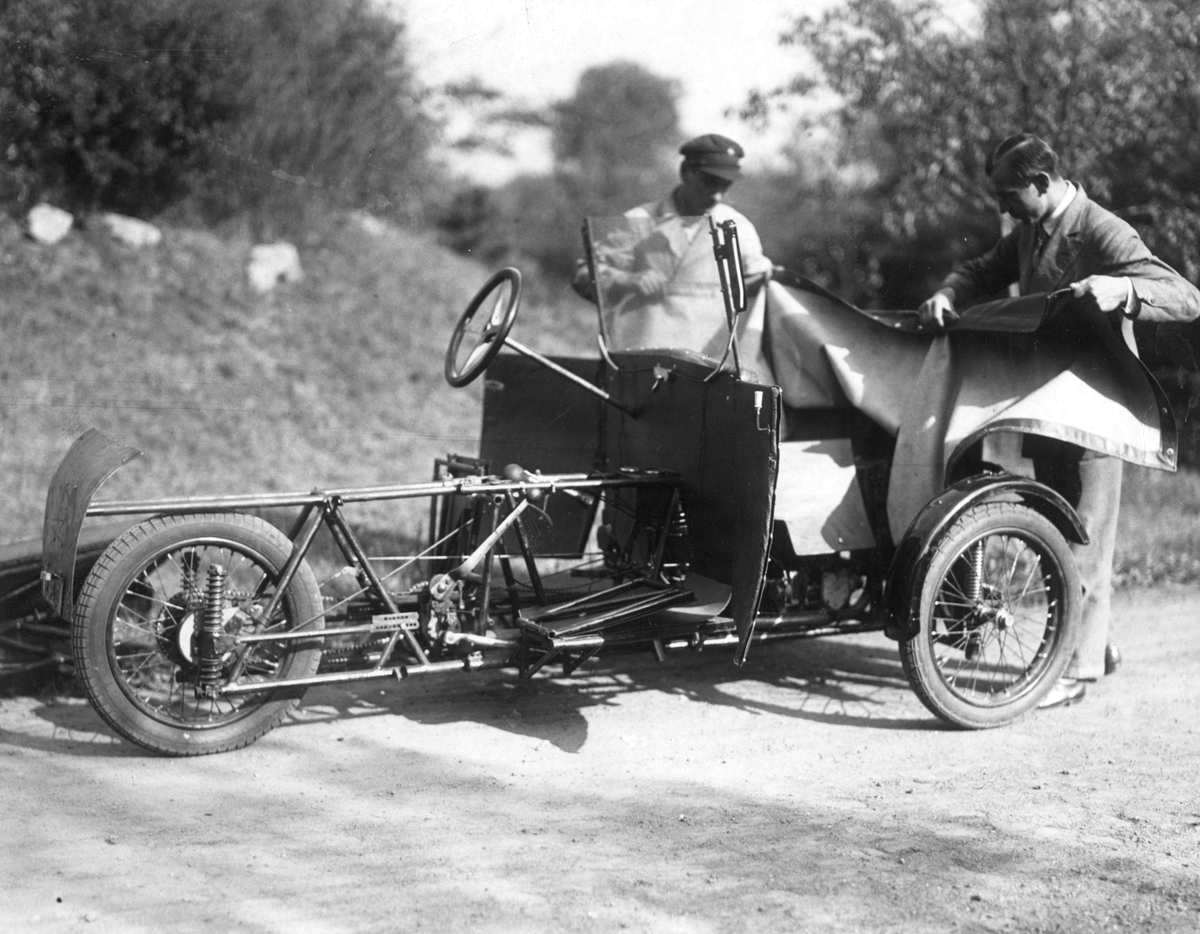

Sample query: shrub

[193,0,438,235]
[0,0,438,231]
[0,0,246,215]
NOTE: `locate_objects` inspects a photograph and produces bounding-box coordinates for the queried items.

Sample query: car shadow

[279,633,940,754]
[0,695,141,758]
[7,634,940,758]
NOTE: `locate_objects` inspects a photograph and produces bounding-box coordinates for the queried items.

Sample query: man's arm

[940,231,1022,307]
[571,258,598,302]
[571,258,668,303]
[918,230,1021,329]
[1078,214,1200,323]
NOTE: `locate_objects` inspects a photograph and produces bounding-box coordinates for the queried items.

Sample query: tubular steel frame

[64,465,898,702]
[78,468,689,698]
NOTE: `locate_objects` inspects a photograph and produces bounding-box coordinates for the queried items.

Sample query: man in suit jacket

[918,133,1200,710]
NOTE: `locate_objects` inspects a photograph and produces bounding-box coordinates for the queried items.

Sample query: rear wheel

[900,501,1080,728]
[72,513,324,755]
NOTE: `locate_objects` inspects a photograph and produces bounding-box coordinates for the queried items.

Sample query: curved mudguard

[883,472,1086,641]
[41,429,142,619]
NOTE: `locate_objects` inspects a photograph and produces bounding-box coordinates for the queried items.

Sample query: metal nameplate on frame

[370,612,420,631]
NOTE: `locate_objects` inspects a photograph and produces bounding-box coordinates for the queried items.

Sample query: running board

[526,613,887,654]
[518,579,694,639]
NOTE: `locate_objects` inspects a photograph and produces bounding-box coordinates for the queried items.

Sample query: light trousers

[1031,445,1122,680]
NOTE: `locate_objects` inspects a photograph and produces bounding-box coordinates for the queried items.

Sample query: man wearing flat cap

[573,133,772,355]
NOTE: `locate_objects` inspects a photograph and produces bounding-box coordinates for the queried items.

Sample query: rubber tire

[900,501,1081,729]
[72,513,324,755]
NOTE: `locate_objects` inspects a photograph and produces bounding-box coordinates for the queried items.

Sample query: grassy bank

[1115,464,1200,587]
[0,211,594,550]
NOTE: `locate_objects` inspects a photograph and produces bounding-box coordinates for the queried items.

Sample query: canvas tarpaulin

[734,277,1175,541]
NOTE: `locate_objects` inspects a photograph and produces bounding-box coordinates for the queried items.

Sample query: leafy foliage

[0,0,245,214]
[436,61,684,295]
[750,0,1200,302]
[0,209,486,544]
[0,0,438,232]
[733,125,995,308]
[200,0,438,234]
[1115,465,1200,587]
[433,76,551,159]
[551,61,682,211]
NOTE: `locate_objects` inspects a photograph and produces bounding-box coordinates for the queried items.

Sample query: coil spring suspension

[662,499,692,581]
[195,564,228,697]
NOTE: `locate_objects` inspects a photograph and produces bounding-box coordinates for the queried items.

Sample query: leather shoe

[1104,643,1121,676]
[1037,677,1087,710]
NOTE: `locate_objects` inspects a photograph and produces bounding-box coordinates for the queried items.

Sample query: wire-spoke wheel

[900,501,1080,728]
[72,513,324,755]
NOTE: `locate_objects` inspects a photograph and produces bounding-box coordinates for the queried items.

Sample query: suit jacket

[942,186,1200,351]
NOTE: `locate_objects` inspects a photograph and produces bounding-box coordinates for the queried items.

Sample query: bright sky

[390,0,829,181]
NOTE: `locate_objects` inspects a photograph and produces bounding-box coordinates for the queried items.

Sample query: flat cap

[679,133,744,181]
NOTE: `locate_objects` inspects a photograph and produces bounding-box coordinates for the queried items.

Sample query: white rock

[247,242,303,293]
[100,212,162,248]
[350,211,388,237]
[26,203,73,244]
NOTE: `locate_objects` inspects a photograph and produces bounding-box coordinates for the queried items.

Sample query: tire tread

[72,512,323,756]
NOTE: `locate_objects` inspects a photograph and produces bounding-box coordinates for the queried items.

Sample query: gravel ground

[2,586,1198,933]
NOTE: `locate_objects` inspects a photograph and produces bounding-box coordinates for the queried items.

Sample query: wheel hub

[158,598,244,667]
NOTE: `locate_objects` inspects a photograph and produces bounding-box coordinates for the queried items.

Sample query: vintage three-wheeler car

[39,216,1177,755]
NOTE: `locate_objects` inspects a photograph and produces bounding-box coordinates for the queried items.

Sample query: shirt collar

[1040,181,1076,234]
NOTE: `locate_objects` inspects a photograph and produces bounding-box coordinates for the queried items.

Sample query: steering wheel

[444,267,522,387]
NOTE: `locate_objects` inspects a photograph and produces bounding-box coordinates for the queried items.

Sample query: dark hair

[986,134,1060,183]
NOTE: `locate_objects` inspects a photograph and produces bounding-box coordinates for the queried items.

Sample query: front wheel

[900,501,1080,729]
[72,513,325,755]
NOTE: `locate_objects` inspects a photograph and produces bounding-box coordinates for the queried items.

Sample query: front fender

[883,472,1086,641]
[41,429,142,619]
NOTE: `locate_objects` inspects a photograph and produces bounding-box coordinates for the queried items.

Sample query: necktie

[1033,223,1050,260]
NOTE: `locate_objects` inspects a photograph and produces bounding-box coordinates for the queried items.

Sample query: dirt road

[2,586,1198,933]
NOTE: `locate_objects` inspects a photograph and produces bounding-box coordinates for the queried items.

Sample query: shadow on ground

[7,632,938,758]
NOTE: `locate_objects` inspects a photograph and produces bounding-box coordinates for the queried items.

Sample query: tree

[748,0,1200,303]
[552,61,682,212]
[435,60,685,293]
[201,0,438,232]
[432,76,551,161]
[0,0,440,231]
[0,0,246,214]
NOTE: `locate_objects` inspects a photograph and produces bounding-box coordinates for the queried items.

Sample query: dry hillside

[0,211,592,549]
